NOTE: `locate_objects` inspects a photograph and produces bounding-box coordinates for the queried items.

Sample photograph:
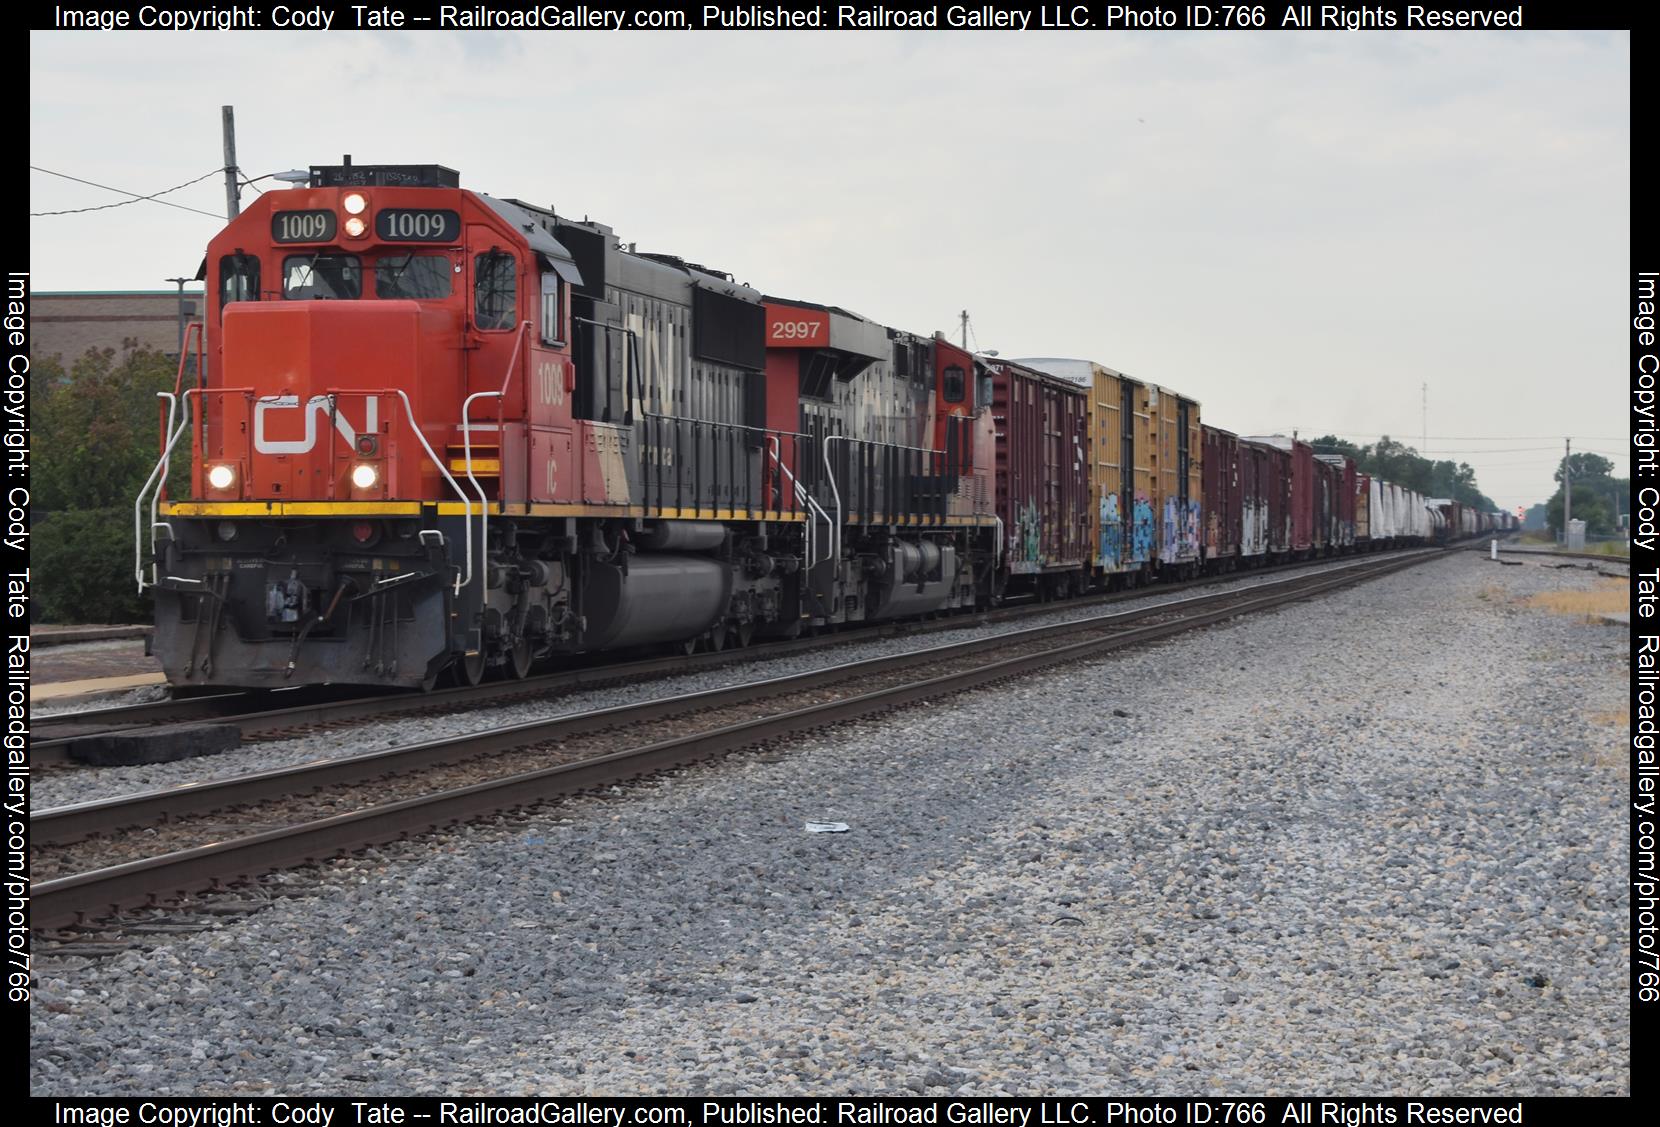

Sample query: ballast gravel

[33,553,1423,810]
[30,553,1628,1094]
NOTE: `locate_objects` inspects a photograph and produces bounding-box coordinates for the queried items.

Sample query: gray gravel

[33,553,1417,810]
[30,552,1628,1094]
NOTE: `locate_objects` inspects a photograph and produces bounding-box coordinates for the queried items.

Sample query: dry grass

[1524,578,1629,618]
[1588,709,1629,729]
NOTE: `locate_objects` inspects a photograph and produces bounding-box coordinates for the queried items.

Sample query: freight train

[136,161,1515,690]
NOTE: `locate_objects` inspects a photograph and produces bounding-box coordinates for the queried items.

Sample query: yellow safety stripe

[162,501,424,517]
[168,501,809,523]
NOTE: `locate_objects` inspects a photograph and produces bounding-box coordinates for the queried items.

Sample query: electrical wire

[30,165,225,219]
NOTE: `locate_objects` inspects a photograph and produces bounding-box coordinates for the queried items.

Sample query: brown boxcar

[1202,424,1241,569]
[1355,472,1372,544]
[990,360,1090,588]
[1239,437,1290,559]
[1314,453,1356,550]
[1245,435,1315,553]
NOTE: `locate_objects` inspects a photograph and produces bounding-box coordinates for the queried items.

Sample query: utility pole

[1562,437,1571,539]
[222,105,240,219]
[960,310,969,350]
[1421,382,1427,455]
[165,276,191,356]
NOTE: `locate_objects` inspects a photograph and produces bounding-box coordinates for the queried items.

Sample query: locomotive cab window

[283,254,361,300]
[474,251,517,331]
[374,254,452,300]
[942,364,966,404]
[540,274,563,344]
[219,254,260,306]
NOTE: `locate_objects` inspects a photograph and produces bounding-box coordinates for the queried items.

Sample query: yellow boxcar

[1145,382,1203,571]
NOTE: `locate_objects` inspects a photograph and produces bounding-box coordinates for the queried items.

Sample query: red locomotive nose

[215,301,427,501]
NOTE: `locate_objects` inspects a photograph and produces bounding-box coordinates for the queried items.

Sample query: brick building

[30,290,204,365]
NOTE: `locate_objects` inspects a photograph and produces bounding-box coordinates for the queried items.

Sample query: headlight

[342,192,367,215]
[207,464,236,490]
[344,216,367,238]
[351,463,379,490]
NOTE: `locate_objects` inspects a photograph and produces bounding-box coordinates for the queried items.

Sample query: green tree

[1554,452,1614,486]
[1547,484,1614,537]
[29,345,186,623]
[1309,434,1495,511]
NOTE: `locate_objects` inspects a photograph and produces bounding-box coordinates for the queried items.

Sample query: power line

[30,165,226,219]
[1323,432,1625,442]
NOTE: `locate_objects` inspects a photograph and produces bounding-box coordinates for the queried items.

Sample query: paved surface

[29,638,165,702]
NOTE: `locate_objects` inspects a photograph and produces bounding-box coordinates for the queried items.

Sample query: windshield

[283,254,361,300]
[374,254,452,300]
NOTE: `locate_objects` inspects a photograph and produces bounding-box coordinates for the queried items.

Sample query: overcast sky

[29,29,1629,510]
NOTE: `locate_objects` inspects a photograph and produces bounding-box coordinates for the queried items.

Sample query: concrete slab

[31,672,168,702]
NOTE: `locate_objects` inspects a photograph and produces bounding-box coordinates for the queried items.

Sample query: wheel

[452,650,486,687]
[707,623,728,652]
[507,637,533,680]
[679,636,699,656]
[735,620,755,648]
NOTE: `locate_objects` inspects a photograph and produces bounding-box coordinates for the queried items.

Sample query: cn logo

[253,395,379,454]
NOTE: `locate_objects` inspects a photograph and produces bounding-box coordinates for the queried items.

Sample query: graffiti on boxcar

[1242,499,1263,555]
[1010,498,1043,572]
[1130,495,1154,563]
[1161,497,1201,561]
[1099,492,1123,570]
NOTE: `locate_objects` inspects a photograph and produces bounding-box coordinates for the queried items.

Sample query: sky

[28,28,1630,510]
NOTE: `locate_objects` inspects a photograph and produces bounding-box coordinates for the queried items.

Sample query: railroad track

[1465,544,1630,565]
[33,547,1439,761]
[31,548,1439,931]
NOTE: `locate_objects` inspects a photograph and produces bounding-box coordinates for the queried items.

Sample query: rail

[34,550,1438,928]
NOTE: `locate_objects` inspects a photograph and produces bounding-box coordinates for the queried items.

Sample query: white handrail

[461,388,501,600]
[767,436,833,569]
[460,319,532,605]
[134,391,190,592]
[383,388,474,595]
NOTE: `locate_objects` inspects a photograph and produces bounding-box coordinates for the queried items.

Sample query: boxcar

[1202,424,1242,570]
[1355,472,1372,545]
[989,359,1090,592]
[1017,358,1150,583]
[1148,384,1203,573]
[1245,435,1315,554]
[1240,437,1291,560]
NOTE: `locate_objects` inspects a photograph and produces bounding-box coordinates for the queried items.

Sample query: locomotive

[137,160,1511,691]
[143,161,998,689]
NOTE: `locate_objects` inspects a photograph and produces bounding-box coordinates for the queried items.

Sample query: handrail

[768,435,833,568]
[462,320,532,606]
[820,433,986,568]
[134,392,191,592]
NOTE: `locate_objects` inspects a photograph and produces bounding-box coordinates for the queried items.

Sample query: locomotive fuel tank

[582,554,733,649]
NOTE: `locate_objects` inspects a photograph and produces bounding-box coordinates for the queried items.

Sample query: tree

[1547,484,1614,537]
[1554,452,1614,486]
[1309,434,1496,511]
[30,346,186,623]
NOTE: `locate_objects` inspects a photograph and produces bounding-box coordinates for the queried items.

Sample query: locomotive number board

[271,210,338,243]
[375,209,461,242]
[764,305,831,347]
